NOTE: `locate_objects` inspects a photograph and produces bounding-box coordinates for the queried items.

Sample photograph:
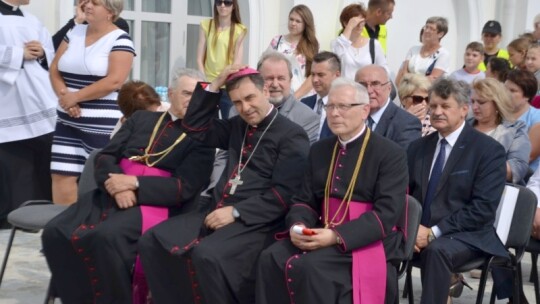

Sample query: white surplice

[0,10,57,143]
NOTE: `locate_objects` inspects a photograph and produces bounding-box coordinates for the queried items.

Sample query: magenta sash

[326,198,387,304]
[119,159,171,304]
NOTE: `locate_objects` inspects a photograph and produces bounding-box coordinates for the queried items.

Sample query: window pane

[141,21,170,87]
[186,24,200,70]
[125,19,134,81]
[123,0,134,11]
[142,0,171,14]
[188,0,213,17]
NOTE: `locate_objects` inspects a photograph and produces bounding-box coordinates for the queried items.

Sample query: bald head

[355,65,391,113]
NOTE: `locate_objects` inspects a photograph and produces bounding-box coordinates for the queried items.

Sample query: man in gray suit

[255,51,320,144]
[229,51,319,144]
[356,64,421,149]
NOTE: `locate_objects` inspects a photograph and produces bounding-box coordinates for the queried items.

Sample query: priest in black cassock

[41,68,215,304]
[138,65,310,304]
[256,77,409,304]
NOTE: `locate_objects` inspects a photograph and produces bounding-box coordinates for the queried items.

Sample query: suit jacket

[300,94,333,139]
[407,123,508,257]
[374,101,421,150]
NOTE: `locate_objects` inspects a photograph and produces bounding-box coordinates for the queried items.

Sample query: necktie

[316,98,324,115]
[367,116,375,129]
[420,138,447,226]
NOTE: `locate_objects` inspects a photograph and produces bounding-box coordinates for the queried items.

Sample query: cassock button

[288,264,292,269]
[89,225,95,229]
[77,248,84,253]
[89,267,96,272]
[223,194,229,198]
[95,292,102,296]
[288,278,292,282]
[336,176,340,180]
[83,257,90,262]
[334,188,338,192]
[338,163,343,168]
[290,292,294,295]
[80,225,87,230]
[247,144,253,149]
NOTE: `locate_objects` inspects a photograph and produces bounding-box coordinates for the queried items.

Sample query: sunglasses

[408,95,429,104]
[215,0,233,7]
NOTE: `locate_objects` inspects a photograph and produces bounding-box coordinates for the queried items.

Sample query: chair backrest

[506,184,537,248]
[77,148,101,197]
[398,195,423,260]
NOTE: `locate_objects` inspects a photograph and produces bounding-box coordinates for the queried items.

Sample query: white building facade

[27,0,540,87]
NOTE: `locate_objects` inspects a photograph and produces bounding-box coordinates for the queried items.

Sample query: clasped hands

[23,40,44,61]
[104,173,138,209]
[290,225,338,251]
[58,88,81,118]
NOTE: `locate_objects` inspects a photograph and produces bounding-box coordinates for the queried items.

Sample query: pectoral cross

[229,175,243,195]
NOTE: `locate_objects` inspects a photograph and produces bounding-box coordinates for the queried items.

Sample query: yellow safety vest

[361,24,387,55]
[478,49,510,71]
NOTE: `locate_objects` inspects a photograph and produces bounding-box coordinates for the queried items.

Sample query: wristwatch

[427,228,436,243]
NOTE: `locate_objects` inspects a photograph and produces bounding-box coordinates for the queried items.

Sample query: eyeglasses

[357,81,390,90]
[215,0,233,7]
[323,103,364,112]
[408,95,429,104]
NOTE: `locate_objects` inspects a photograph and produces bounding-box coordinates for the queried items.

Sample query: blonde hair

[397,73,431,100]
[472,78,514,124]
[101,0,123,21]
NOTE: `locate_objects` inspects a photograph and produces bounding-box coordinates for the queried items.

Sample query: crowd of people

[3,0,540,303]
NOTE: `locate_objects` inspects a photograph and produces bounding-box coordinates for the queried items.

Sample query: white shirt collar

[438,120,465,147]
[317,94,328,104]
[338,125,367,147]
[369,98,391,125]
[168,111,179,121]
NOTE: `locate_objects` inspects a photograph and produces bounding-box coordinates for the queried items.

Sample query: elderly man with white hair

[256,77,409,304]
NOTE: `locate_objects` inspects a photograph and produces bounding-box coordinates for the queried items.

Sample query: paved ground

[0,229,537,303]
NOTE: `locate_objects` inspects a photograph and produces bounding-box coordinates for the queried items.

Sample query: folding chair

[403,184,537,304]
[0,149,101,303]
[398,195,422,304]
[526,237,540,303]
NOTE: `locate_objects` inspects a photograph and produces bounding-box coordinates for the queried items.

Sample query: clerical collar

[167,111,179,122]
[250,104,275,128]
[369,97,390,125]
[338,125,366,147]
[0,0,22,15]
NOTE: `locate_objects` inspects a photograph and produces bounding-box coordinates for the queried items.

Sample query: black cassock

[139,84,310,304]
[257,129,409,304]
[42,111,215,304]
